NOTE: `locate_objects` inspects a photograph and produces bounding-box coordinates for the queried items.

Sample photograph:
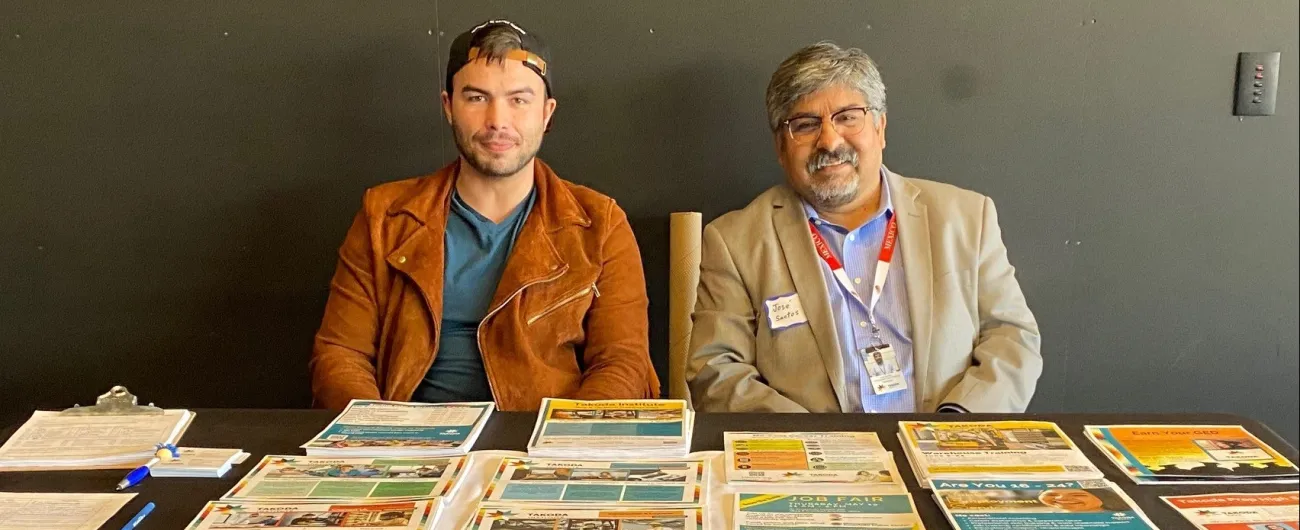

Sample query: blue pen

[120,502,155,530]
[115,459,158,490]
[116,443,179,491]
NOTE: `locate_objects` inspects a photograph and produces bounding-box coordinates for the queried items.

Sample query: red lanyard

[808,213,898,319]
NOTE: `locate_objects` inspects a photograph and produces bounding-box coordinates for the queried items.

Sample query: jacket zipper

[527,283,599,325]
[477,265,568,405]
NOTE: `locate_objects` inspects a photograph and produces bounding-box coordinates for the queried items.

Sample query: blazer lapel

[771,187,849,412]
[889,170,936,410]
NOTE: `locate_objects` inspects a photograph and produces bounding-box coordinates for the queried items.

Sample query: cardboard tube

[668,212,702,403]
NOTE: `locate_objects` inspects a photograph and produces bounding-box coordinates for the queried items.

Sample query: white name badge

[862,345,907,395]
[764,293,808,331]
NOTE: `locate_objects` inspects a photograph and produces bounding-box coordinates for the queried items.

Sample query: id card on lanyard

[808,213,907,395]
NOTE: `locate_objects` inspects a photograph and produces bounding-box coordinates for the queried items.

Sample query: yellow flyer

[527,398,693,458]
[1086,425,1299,484]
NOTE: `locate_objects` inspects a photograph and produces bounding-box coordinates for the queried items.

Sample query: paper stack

[733,491,925,529]
[898,420,1104,487]
[526,398,694,459]
[301,400,494,457]
[1085,424,1300,485]
[932,478,1157,529]
[184,499,442,529]
[1162,491,1299,529]
[723,431,901,487]
[481,457,708,505]
[223,455,466,502]
[467,506,705,530]
[150,447,250,478]
[0,492,137,530]
[0,409,194,470]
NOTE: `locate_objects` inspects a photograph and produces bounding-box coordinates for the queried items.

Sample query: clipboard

[60,385,166,416]
[0,386,196,472]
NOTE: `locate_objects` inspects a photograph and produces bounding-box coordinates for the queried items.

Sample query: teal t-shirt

[412,188,536,403]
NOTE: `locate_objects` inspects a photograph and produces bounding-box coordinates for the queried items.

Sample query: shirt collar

[802,165,894,228]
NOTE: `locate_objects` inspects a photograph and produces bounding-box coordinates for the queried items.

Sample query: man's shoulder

[706,185,791,235]
[355,170,448,218]
[559,179,618,214]
[362,175,431,205]
[895,173,989,211]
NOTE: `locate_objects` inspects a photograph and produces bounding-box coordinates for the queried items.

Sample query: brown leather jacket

[310,159,659,411]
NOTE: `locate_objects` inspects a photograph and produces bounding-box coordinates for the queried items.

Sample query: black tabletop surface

[2,410,1296,529]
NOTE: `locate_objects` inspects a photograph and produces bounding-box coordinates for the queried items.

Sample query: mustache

[806,146,859,174]
[473,130,521,144]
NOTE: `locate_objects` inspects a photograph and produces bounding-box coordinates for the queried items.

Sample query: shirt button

[848,234,856,241]
[397,256,407,264]
[854,277,862,284]
[859,321,868,328]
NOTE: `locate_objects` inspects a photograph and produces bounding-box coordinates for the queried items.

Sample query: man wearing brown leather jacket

[310,20,658,411]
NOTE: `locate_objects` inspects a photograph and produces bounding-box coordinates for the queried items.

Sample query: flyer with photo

[302,400,494,456]
[932,479,1156,530]
[724,432,900,486]
[733,492,924,529]
[1086,425,1300,484]
[482,457,705,505]
[184,500,439,529]
[527,399,693,458]
[466,507,704,530]
[1162,491,1299,529]
[898,421,1103,485]
[222,455,464,501]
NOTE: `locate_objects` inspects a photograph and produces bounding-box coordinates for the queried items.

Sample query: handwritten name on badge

[765,293,808,331]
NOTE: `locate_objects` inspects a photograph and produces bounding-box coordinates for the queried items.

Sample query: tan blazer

[687,170,1041,413]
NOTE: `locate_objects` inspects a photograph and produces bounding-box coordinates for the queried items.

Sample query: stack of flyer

[182,455,471,529]
[182,499,442,529]
[1162,491,1299,529]
[526,398,694,459]
[464,453,710,530]
[932,478,1157,529]
[480,457,708,505]
[150,447,250,478]
[301,400,494,457]
[723,432,902,487]
[222,455,467,502]
[898,420,1104,486]
[1085,424,1300,485]
[732,492,925,529]
[466,506,705,530]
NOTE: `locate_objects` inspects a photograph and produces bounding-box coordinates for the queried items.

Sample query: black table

[2,410,1296,528]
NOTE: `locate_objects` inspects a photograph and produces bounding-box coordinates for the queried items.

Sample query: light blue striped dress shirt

[802,168,916,413]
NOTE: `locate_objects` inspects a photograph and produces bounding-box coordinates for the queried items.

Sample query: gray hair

[765,42,887,132]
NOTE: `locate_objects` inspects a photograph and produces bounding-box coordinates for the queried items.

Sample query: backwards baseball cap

[446,19,552,97]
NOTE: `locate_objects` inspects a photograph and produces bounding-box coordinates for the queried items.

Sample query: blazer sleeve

[938,197,1043,412]
[686,222,809,412]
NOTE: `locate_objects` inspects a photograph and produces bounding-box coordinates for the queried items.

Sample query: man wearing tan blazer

[687,42,1041,413]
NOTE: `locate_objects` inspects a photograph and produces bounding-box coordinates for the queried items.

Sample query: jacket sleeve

[310,195,384,410]
[686,222,809,413]
[572,200,660,399]
[938,197,1043,412]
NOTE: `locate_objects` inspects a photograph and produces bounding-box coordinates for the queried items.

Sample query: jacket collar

[387,158,592,232]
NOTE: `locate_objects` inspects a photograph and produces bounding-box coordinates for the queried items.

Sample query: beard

[795,145,861,209]
[451,121,541,178]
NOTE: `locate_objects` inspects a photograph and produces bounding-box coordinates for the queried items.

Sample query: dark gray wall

[2,1,1297,444]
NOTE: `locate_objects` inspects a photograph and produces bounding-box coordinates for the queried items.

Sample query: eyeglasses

[782,106,880,145]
